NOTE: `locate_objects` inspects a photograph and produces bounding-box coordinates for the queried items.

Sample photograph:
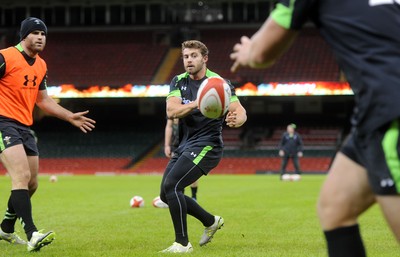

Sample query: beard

[185,67,195,74]
[29,42,45,53]
[185,64,203,75]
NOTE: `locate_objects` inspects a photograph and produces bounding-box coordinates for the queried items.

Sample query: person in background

[165,118,199,201]
[230,0,400,256]
[160,40,247,253]
[0,17,96,252]
[278,123,303,178]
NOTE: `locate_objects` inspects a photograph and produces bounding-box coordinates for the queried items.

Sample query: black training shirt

[271,0,400,133]
[167,69,239,153]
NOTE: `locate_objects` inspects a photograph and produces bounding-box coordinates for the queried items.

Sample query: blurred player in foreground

[230,1,400,256]
[159,40,246,253]
[165,118,199,201]
[0,17,96,252]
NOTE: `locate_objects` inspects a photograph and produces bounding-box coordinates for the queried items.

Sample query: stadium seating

[131,156,331,175]
[41,31,168,87]
[222,127,244,149]
[36,130,161,157]
[0,157,133,175]
[166,27,339,85]
[0,130,163,175]
[40,27,339,87]
[257,126,342,150]
[130,126,340,175]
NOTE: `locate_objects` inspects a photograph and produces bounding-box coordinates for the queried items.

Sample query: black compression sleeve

[0,54,5,78]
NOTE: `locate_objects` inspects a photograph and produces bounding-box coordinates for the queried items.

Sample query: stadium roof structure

[0,0,271,7]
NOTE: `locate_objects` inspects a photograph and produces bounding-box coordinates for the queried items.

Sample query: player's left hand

[230,36,252,73]
[225,111,239,128]
[69,110,96,133]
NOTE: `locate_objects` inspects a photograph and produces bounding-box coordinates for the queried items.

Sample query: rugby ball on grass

[49,175,58,183]
[152,196,169,208]
[197,77,231,119]
[281,174,302,181]
[130,196,144,208]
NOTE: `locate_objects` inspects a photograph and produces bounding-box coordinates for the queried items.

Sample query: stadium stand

[40,30,168,87]
[256,126,342,150]
[130,126,341,174]
[132,156,332,175]
[165,27,339,85]
[0,130,163,175]
[34,26,339,89]
[36,131,159,158]
[218,125,341,174]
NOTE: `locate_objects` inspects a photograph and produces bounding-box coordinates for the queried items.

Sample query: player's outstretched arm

[230,17,298,73]
[35,90,96,133]
[166,96,197,119]
[225,101,247,128]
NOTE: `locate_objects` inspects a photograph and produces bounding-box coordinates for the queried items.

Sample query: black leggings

[281,154,301,174]
[160,155,215,245]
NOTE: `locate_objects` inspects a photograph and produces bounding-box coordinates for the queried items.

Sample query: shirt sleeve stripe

[271,1,295,29]
[230,95,239,103]
[167,89,181,100]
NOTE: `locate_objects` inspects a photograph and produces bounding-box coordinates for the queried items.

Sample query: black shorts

[340,120,400,195]
[0,118,38,156]
[177,145,223,175]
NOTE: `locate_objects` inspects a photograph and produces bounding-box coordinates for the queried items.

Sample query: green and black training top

[167,69,238,153]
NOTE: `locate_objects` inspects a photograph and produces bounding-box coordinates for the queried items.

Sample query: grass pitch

[0,174,398,257]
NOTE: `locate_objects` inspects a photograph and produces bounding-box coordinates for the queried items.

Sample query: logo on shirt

[182,98,193,105]
[3,136,11,145]
[380,178,394,188]
[23,75,38,87]
[190,152,197,158]
[181,86,187,91]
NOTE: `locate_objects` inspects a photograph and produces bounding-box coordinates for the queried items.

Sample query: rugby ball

[197,77,231,119]
[130,196,144,208]
[152,196,169,208]
[49,175,58,183]
[281,174,291,181]
[281,174,302,181]
[291,174,301,181]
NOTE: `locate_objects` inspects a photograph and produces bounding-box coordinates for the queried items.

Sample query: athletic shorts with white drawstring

[340,120,400,195]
